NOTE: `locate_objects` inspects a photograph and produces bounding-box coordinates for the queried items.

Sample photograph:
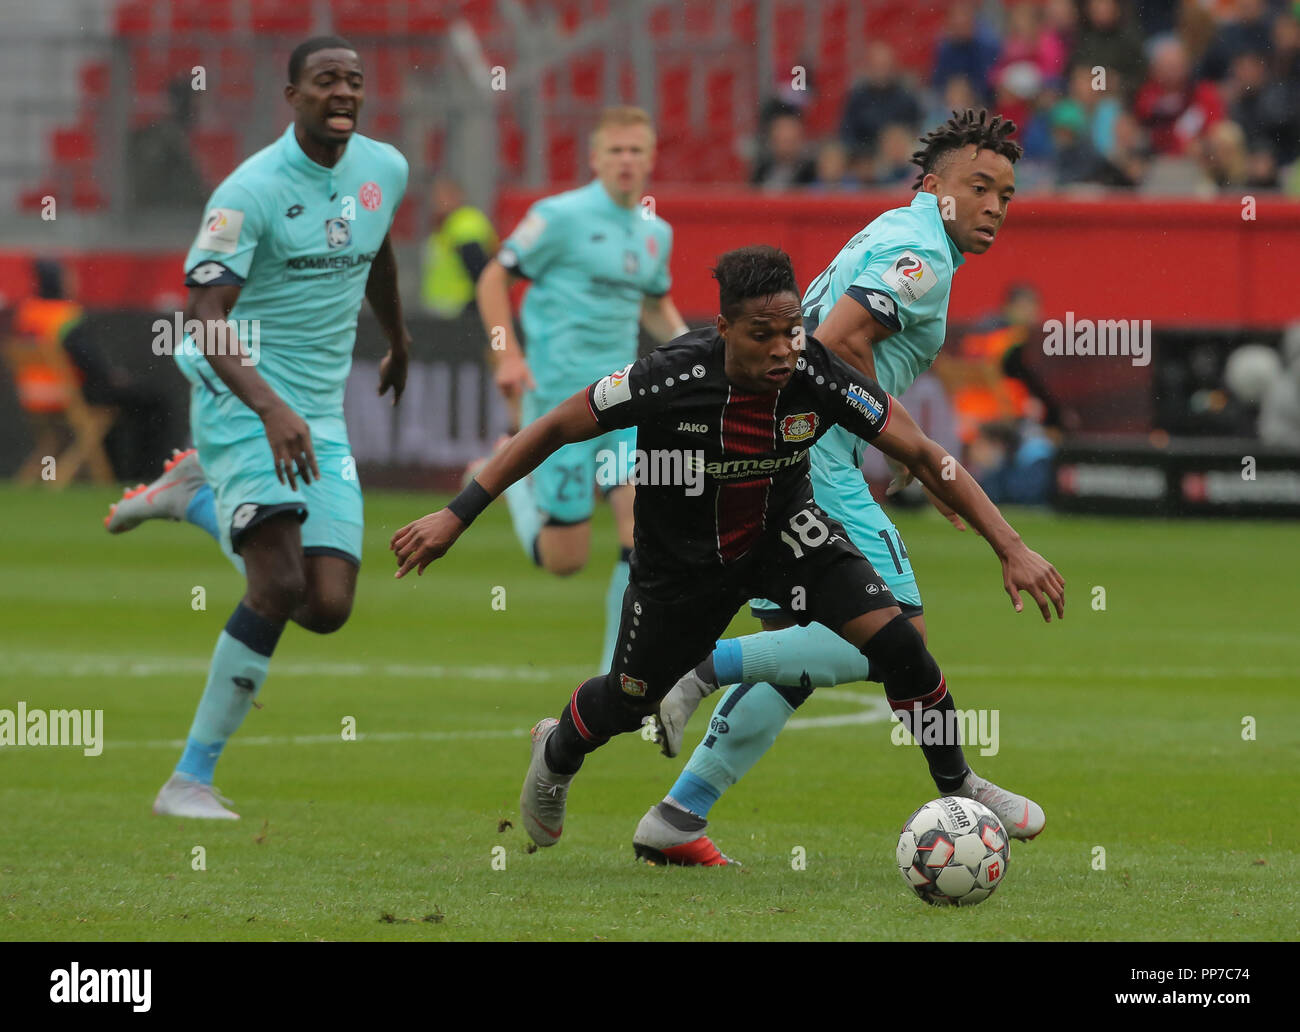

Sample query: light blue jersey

[802,190,963,471]
[179,123,409,436]
[176,124,407,562]
[755,191,965,616]
[497,178,673,398]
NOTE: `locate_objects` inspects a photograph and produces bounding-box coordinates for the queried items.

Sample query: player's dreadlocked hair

[712,245,800,319]
[911,109,1022,190]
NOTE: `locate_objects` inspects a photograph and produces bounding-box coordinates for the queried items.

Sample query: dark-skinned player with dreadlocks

[629,109,1064,865]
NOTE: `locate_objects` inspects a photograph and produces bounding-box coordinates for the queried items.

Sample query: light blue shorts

[188,384,363,564]
[522,388,636,525]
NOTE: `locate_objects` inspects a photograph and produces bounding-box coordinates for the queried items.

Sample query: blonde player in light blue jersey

[633,111,1067,867]
[476,106,688,671]
[106,37,412,819]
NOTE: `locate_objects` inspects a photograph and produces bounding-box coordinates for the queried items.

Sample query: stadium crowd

[752,0,1300,195]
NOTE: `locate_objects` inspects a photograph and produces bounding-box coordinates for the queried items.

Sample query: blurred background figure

[1071,0,1147,99]
[931,3,1000,101]
[751,102,817,190]
[1259,323,1300,449]
[1135,36,1223,156]
[5,259,171,483]
[421,174,497,319]
[127,77,207,211]
[841,41,922,154]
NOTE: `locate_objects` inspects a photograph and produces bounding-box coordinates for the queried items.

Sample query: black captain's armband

[447,478,493,525]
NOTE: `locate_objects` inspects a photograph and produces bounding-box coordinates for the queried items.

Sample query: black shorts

[611,484,898,706]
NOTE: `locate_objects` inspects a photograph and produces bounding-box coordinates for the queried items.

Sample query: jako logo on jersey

[620,673,648,697]
[676,422,709,434]
[360,181,382,211]
[845,383,886,423]
[325,217,351,249]
[780,412,818,442]
[592,364,633,411]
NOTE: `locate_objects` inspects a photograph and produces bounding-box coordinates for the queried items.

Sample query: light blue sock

[175,603,283,784]
[184,483,219,540]
[599,552,630,671]
[668,681,798,818]
[184,483,245,574]
[503,477,543,562]
[733,621,872,687]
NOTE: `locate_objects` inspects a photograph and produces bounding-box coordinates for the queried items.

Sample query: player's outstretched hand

[378,346,408,406]
[1000,543,1065,622]
[261,402,319,490]
[495,353,536,402]
[391,510,465,579]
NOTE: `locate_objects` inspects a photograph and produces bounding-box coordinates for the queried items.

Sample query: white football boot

[632,802,736,866]
[519,718,573,847]
[954,770,1045,840]
[105,448,207,534]
[654,667,720,758]
[152,773,240,820]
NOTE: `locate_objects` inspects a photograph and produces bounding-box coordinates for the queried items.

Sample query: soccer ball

[896,796,1010,906]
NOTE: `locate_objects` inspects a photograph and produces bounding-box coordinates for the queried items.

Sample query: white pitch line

[86,692,894,751]
[1,651,1289,682]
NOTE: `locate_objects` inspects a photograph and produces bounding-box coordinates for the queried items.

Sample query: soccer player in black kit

[392,246,1064,850]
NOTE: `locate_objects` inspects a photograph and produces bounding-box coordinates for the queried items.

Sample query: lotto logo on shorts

[780,412,818,442]
[619,673,648,697]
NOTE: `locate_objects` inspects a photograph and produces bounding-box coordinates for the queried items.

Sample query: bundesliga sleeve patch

[194,208,244,254]
[509,211,547,252]
[882,251,939,304]
[591,363,634,411]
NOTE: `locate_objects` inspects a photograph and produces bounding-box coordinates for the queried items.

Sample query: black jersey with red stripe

[585,327,891,579]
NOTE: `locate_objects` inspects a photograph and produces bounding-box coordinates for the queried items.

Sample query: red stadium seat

[249,0,312,35]
[114,1,152,37]
[332,0,392,37]
[52,127,96,164]
[169,0,234,35]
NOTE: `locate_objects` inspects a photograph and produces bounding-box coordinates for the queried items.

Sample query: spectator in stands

[869,123,919,187]
[1066,62,1123,159]
[1246,145,1280,190]
[931,3,1001,100]
[751,104,817,190]
[995,1,1069,89]
[1259,323,1300,449]
[1071,0,1147,98]
[1049,100,1107,185]
[840,41,921,154]
[924,74,980,135]
[1135,36,1223,156]
[127,77,207,210]
[1093,110,1153,186]
[990,61,1053,160]
[1199,119,1250,189]
[811,140,856,191]
[1197,0,1273,82]
[1223,50,1273,153]
[1044,0,1080,56]
[1260,12,1300,164]
[421,175,497,319]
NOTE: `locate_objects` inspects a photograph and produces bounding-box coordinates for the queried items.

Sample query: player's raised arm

[639,294,689,344]
[869,396,1065,621]
[366,232,412,405]
[391,390,604,578]
[185,283,320,491]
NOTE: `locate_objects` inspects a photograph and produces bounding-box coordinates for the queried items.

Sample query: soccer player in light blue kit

[107,37,412,818]
[475,107,688,670]
[633,111,1064,865]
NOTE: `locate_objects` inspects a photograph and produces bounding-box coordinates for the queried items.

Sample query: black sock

[890,678,969,791]
[545,678,610,775]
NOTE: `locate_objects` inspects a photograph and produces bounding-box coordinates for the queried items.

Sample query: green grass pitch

[0,483,1294,941]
